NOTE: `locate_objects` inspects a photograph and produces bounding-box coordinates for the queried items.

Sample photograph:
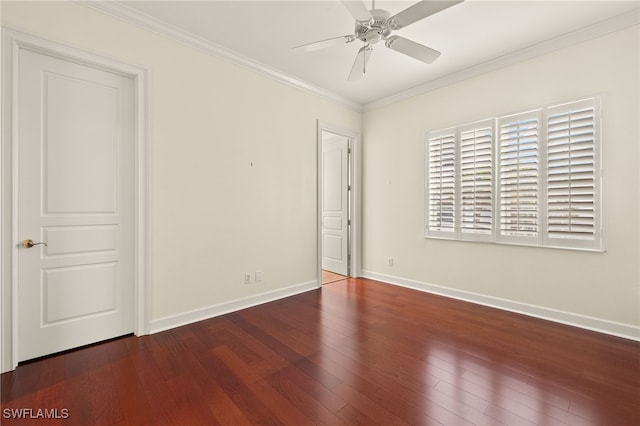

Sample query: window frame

[424,97,603,252]
[425,128,458,239]
[496,109,543,247]
[457,119,495,243]
[543,97,603,251]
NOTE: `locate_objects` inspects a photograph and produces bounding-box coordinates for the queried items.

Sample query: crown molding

[364,8,640,111]
[78,1,637,114]
[79,1,363,112]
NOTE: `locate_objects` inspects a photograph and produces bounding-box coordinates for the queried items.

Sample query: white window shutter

[425,97,602,252]
[544,98,601,250]
[426,130,456,238]
[458,120,494,241]
[497,111,542,245]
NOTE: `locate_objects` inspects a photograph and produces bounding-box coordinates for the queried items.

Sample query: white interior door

[17,48,135,361]
[321,132,349,276]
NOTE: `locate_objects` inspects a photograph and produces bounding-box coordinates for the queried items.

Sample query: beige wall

[1,1,361,320]
[3,2,638,335]
[362,25,640,329]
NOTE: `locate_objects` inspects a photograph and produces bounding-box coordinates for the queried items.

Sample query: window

[425,97,602,251]
[544,99,601,250]
[459,121,494,241]
[497,110,541,245]
[426,130,456,237]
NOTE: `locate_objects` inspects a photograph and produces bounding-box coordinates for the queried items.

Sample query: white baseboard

[362,271,640,342]
[149,280,318,334]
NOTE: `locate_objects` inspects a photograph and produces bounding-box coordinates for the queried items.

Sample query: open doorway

[317,122,361,286]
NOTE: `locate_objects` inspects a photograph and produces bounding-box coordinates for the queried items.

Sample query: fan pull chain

[363,43,367,74]
[363,43,366,74]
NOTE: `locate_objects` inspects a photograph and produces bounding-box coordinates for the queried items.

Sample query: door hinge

[348,184,351,191]
[348,148,352,154]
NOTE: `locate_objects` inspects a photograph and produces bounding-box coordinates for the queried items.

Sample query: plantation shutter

[497,111,541,245]
[459,121,494,241]
[426,130,456,237]
[424,97,601,251]
[544,98,601,250]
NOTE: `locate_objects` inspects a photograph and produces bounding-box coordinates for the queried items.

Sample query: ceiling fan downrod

[291,0,464,80]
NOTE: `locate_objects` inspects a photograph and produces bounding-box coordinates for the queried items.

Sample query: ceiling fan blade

[385,36,441,64]
[389,0,463,30]
[292,35,356,53]
[348,45,373,80]
[341,0,372,22]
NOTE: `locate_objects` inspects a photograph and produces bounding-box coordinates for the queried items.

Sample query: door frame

[0,29,149,373]
[317,121,361,285]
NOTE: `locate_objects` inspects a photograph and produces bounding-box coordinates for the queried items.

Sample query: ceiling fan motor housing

[292,0,462,80]
[355,9,392,44]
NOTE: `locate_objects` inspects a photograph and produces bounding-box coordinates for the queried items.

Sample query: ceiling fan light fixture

[355,9,391,44]
[293,0,463,79]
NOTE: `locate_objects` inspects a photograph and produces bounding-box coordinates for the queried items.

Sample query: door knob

[22,239,47,248]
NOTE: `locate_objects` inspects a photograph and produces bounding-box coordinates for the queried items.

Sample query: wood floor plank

[61,348,95,425]
[197,357,281,425]
[335,403,381,426]
[228,313,308,363]
[322,270,348,285]
[263,371,345,425]
[212,345,315,426]
[309,346,468,425]
[105,339,156,425]
[172,335,254,425]
[274,364,347,412]
[125,337,185,424]
[2,278,638,425]
[332,383,413,426]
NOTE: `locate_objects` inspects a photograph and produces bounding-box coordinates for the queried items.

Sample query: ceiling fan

[293,0,463,80]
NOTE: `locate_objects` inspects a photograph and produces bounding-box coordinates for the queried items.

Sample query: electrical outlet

[244,273,251,284]
[255,271,262,282]
[388,258,394,267]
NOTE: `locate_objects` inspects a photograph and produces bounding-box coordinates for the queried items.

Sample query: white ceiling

[113,0,639,107]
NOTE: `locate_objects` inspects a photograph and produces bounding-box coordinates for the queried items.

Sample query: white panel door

[322,133,349,276]
[17,48,135,361]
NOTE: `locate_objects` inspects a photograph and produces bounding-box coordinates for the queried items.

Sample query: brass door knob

[22,239,48,248]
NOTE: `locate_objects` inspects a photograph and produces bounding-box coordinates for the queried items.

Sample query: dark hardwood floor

[2,278,639,425]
